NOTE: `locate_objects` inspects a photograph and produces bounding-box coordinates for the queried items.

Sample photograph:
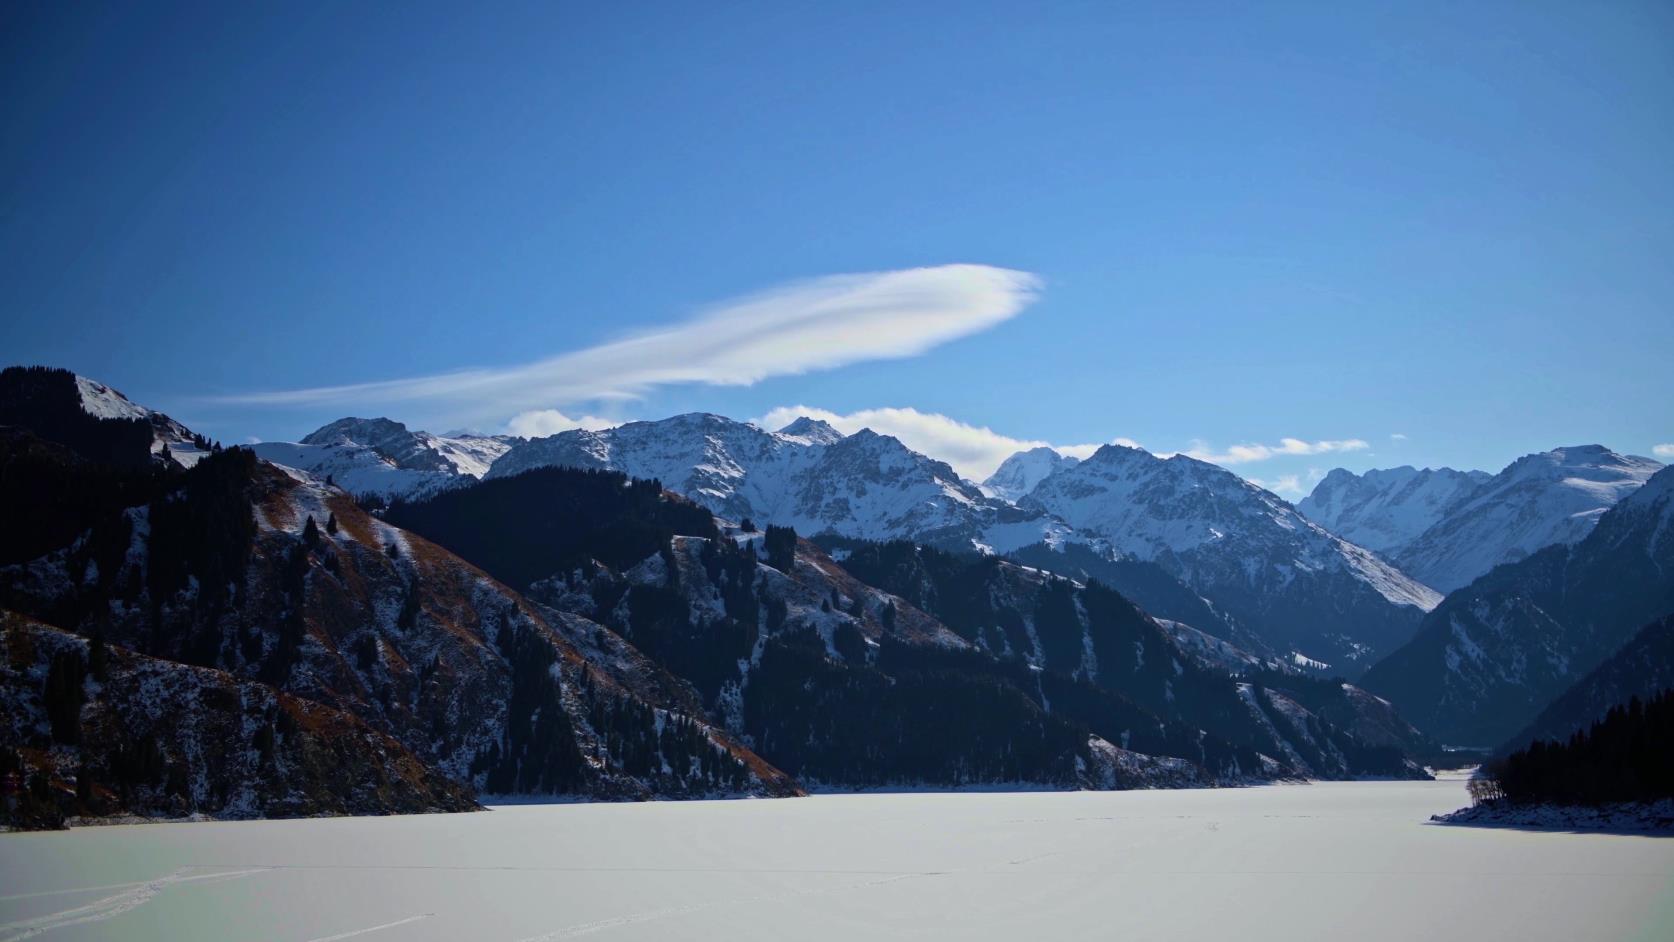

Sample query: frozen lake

[3,778,1671,941]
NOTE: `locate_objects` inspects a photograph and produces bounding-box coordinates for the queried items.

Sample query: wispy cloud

[1389,432,1408,441]
[1654,443,1674,459]
[1183,437,1370,465]
[505,409,616,438]
[755,404,1129,481]
[221,265,1041,425]
[1247,474,1305,497]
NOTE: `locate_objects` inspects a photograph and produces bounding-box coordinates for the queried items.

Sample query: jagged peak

[300,416,414,446]
[776,416,845,445]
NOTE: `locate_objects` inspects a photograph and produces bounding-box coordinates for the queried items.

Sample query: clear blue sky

[4,1,1670,490]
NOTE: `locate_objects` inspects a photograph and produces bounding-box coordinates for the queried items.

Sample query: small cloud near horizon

[1247,473,1305,497]
[1183,437,1370,465]
[1654,443,1674,459]
[505,409,617,438]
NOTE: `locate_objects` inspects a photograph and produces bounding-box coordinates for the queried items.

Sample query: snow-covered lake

[3,778,1671,941]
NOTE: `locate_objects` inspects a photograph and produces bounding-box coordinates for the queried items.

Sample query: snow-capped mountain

[1391,445,1662,593]
[1298,466,1490,555]
[982,446,1080,501]
[1021,445,1442,669]
[252,417,518,501]
[1362,465,1674,746]
[486,413,1069,553]
[0,366,209,470]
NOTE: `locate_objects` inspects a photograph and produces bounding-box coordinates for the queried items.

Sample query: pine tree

[302,515,320,547]
[325,512,338,536]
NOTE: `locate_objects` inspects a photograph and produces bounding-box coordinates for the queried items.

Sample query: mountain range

[4,364,1671,827]
[1360,464,1674,746]
[1299,446,1661,593]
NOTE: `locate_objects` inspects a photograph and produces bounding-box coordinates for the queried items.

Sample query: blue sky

[4,1,1671,491]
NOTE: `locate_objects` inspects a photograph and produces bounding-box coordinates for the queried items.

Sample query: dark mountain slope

[2,612,476,830]
[1498,613,1674,757]
[0,421,799,819]
[1362,466,1674,746]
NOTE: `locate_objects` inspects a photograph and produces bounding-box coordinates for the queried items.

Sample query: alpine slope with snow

[1298,465,1491,555]
[981,446,1080,502]
[252,416,518,501]
[1020,444,1442,669]
[486,413,1070,553]
[0,365,211,470]
[1391,445,1662,593]
[1362,465,1674,747]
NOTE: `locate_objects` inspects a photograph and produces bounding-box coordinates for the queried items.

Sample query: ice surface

[3,781,1671,941]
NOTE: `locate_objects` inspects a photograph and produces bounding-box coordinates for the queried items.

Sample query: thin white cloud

[1654,443,1674,459]
[1183,437,1370,465]
[1389,432,1408,441]
[1247,474,1305,497]
[220,265,1041,424]
[755,404,1130,481]
[505,409,616,438]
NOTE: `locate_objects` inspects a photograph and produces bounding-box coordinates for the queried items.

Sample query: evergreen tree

[302,515,320,547]
[325,512,338,535]
[763,525,797,573]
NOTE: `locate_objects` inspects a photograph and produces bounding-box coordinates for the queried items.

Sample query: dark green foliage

[620,583,753,700]
[763,525,797,573]
[743,630,1085,786]
[826,537,1409,779]
[325,512,338,535]
[1010,541,1246,642]
[302,515,320,547]
[385,467,717,590]
[833,620,866,664]
[88,631,109,682]
[395,584,421,631]
[482,618,589,793]
[1482,689,1674,806]
[0,366,159,471]
[699,535,758,626]
[739,517,756,533]
[145,447,259,613]
[1033,577,1083,672]
[834,540,1003,645]
[0,427,159,574]
[43,649,86,744]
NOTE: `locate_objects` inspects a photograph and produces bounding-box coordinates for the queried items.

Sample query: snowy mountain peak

[983,446,1080,502]
[1392,444,1662,593]
[1024,443,1440,667]
[253,415,517,500]
[74,374,153,422]
[1298,464,1490,555]
[776,416,845,445]
[486,411,1066,553]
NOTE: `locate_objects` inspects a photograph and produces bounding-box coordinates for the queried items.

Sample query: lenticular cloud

[222,264,1041,421]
